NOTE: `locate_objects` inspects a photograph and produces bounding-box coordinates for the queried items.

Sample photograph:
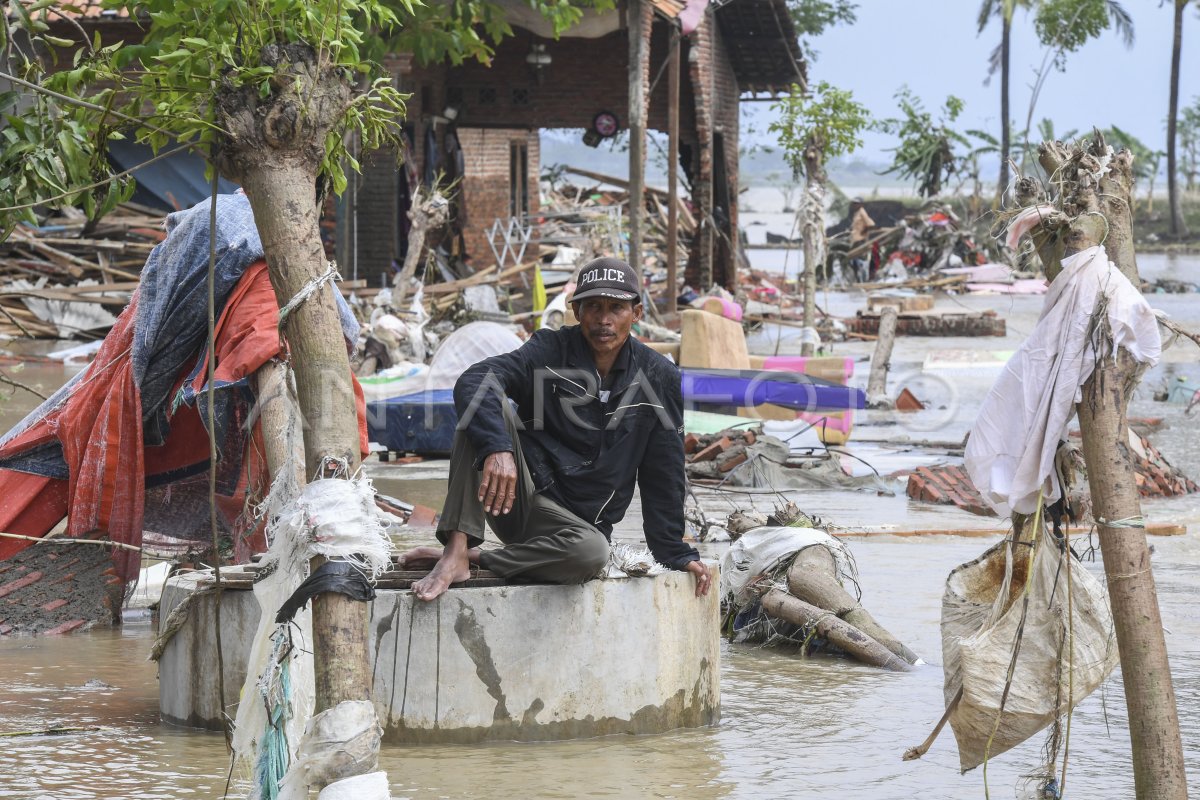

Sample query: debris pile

[827,203,1001,286]
[0,204,162,338]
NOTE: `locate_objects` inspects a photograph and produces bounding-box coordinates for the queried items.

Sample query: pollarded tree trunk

[799,134,826,358]
[1023,134,1188,799]
[214,43,376,788]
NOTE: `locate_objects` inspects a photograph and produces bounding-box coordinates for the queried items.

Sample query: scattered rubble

[906,430,1197,517]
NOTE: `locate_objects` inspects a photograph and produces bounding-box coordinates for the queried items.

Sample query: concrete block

[158,570,720,743]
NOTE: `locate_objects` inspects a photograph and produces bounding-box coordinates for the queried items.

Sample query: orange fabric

[0,259,369,579]
[0,471,69,563]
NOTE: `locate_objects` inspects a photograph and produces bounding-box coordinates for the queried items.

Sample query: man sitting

[401,257,711,601]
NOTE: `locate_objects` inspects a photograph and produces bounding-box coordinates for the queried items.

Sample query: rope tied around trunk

[1096,516,1145,529]
[276,262,340,353]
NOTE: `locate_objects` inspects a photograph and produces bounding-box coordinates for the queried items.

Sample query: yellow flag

[533,264,547,328]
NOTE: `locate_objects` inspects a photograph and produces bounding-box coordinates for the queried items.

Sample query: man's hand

[685,560,712,597]
[479,451,518,515]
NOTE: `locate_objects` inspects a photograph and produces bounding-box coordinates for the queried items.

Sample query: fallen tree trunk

[786,546,918,665]
[761,589,912,672]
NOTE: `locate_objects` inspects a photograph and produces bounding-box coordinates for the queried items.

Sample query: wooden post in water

[627,0,647,283]
[1020,135,1188,799]
[866,305,898,408]
[666,24,680,316]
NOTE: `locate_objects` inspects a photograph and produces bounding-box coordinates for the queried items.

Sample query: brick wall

[456,128,541,268]
[365,1,743,286]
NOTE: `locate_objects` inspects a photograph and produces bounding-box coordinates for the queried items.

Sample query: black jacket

[453,325,699,570]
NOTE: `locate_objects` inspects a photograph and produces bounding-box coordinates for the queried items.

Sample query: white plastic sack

[942,537,1118,772]
[318,772,390,800]
[232,462,392,794]
[278,700,384,800]
[719,526,855,608]
[425,321,524,391]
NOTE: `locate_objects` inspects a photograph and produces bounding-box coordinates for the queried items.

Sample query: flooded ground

[2,268,1200,798]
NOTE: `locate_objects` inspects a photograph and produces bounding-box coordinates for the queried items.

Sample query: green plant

[768,81,872,179]
[1,0,612,233]
[1180,97,1200,192]
[880,88,969,198]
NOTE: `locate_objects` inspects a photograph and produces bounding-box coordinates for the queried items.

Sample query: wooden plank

[833,522,1186,539]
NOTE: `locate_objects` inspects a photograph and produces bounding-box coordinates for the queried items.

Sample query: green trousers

[437,404,610,583]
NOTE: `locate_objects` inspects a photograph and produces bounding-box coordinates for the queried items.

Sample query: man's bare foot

[412,549,472,601]
[397,545,444,570]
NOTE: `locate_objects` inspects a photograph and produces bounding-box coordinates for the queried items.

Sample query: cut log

[760,589,912,672]
[786,547,919,665]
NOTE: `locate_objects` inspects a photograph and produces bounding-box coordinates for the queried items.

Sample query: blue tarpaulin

[107,139,239,211]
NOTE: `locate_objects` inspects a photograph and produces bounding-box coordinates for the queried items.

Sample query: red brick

[43,619,85,636]
[0,570,44,599]
[407,504,439,528]
[683,433,700,455]
[895,387,925,411]
[743,430,757,445]
[691,436,731,463]
[50,572,77,586]
[717,452,748,473]
[41,599,68,612]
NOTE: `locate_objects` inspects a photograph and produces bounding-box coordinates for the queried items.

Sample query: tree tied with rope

[5,0,612,790]
[1012,131,1188,800]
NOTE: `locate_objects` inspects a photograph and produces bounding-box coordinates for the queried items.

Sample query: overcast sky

[741,0,1199,167]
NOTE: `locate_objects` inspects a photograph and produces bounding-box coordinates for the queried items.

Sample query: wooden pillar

[627,0,647,281]
[666,25,680,315]
[686,13,714,290]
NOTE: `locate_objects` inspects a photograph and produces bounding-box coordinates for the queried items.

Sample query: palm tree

[977,0,1026,202]
[1167,0,1192,237]
[978,0,1134,202]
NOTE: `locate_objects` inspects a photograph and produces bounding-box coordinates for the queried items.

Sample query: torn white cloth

[965,245,1160,515]
[1004,204,1057,250]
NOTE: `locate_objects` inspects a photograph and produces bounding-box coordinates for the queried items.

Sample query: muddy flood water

[2,254,1199,798]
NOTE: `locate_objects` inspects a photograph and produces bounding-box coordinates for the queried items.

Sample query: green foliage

[2,0,611,231]
[768,81,871,178]
[879,87,969,198]
[787,0,856,61]
[1034,0,1133,68]
[1179,97,1200,192]
[0,17,135,230]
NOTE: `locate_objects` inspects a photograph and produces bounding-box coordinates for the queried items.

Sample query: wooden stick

[0,726,102,737]
[902,688,963,760]
[0,531,141,552]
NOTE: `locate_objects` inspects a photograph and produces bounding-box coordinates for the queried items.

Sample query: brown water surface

[2,278,1200,798]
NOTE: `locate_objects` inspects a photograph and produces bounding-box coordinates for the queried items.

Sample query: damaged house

[51,0,804,293]
[351,0,804,292]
